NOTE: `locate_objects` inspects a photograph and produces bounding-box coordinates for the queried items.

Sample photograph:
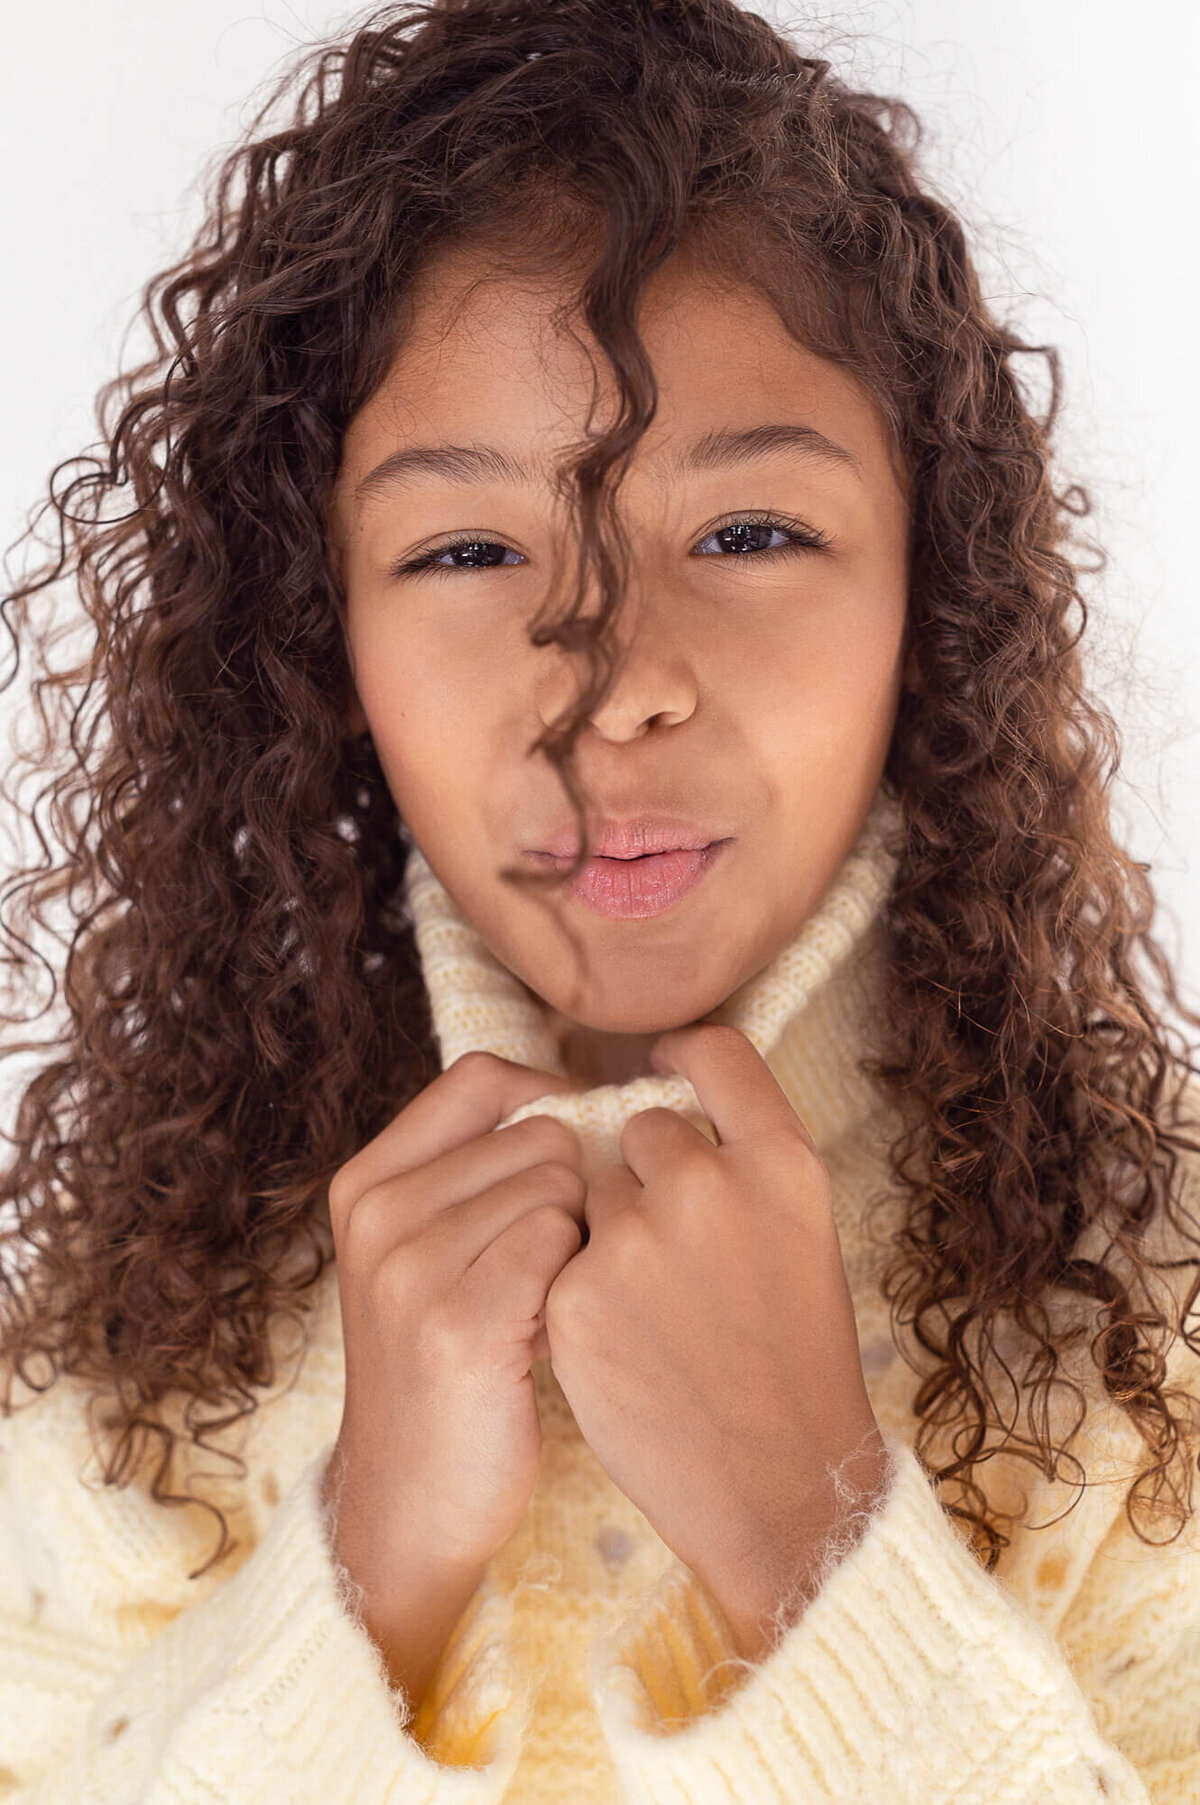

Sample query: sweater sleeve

[0,1403,534,1802]
[586,1431,1182,1804]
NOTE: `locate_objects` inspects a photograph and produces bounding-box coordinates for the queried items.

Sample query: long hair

[2,0,1198,1581]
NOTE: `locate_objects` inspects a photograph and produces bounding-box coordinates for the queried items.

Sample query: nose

[536,588,698,743]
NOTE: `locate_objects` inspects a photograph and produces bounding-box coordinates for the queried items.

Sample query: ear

[344,692,370,738]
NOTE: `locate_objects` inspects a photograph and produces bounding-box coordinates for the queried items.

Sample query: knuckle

[512,1112,579,1161]
[609,1210,652,1271]
[527,1201,583,1246]
[340,1178,405,1267]
[371,1240,410,1294]
[530,1159,585,1201]
[416,1297,469,1365]
[545,1256,584,1329]
[515,1196,571,1235]
[336,1188,376,1260]
[366,1213,408,1271]
[326,1163,358,1221]
[362,1243,419,1323]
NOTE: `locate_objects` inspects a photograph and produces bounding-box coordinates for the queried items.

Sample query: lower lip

[540,840,731,919]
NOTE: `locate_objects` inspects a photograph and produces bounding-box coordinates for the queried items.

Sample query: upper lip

[527,814,732,862]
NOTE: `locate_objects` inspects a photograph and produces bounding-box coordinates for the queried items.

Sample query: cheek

[818,632,904,740]
[748,611,904,785]
[350,627,499,822]
[352,597,493,724]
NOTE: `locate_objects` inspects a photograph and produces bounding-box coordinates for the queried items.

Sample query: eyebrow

[353,420,862,501]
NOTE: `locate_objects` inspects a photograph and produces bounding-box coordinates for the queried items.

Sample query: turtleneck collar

[402,781,905,1178]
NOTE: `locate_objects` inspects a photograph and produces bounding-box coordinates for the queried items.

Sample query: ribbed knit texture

[2,775,1198,1801]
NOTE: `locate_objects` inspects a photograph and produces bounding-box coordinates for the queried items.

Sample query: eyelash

[388,510,831,579]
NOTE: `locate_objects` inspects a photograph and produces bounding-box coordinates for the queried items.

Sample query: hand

[323,1051,587,1595]
[542,1023,890,1661]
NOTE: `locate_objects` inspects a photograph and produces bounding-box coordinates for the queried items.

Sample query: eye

[389,536,525,578]
[387,509,830,581]
[692,511,830,560]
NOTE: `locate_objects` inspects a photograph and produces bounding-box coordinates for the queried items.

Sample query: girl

[1,1,1198,1798]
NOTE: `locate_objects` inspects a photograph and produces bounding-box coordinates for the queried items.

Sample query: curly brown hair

[2,0,1199,1585]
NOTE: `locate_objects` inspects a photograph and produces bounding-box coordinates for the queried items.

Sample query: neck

[539,1004,660,1090]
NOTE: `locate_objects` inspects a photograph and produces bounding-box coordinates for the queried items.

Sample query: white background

[1,0,1197,1056]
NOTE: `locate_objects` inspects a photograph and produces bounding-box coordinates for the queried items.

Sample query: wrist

[344,1538,491,1712]
[706,1431,893,1663]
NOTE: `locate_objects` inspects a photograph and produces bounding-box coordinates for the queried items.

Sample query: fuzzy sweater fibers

[2,781,1199,1802]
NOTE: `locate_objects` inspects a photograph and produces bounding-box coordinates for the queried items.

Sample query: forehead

[338,242,900,497]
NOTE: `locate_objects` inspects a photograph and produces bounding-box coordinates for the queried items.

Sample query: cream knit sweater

[2,780,1199,1802]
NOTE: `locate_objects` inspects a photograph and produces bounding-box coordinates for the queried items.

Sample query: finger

[649,1023,815,1152]
[394,1113,586,1224]
[581,1159,641,1241]
[333,1053,580,1207]
[618,1104,713,1185]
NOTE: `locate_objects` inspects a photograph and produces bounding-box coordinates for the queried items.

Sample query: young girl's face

[330,242,912,1071]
